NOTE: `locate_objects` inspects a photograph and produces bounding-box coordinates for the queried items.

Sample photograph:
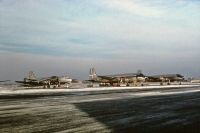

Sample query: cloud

[0,0,199,58]
[97,0,163,17]
[0,0,199,79]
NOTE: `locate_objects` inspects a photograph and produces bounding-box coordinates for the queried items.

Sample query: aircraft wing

[146,76,162,82]
[147,74,184,82]
[39,76,73,84]
[38,76,58,82]
[98,76,117,80]
[0,80,10,82]
[15,80,42,86]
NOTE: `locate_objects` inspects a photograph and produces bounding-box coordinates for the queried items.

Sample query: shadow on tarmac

[74,92,200,133]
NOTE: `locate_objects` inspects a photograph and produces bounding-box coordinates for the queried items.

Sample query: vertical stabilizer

[89,68,97,80]
[27,71,36,80]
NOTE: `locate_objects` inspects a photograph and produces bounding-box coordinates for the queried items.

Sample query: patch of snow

[0,84,200,96]
[162,119,185,125]
[128,88,200,97]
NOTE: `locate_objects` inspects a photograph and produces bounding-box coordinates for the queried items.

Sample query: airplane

[88,68,147,87]
[15,71,72,88]
[146,74,184,85]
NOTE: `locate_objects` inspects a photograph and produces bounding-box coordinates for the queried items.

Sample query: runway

[0,86,200,133]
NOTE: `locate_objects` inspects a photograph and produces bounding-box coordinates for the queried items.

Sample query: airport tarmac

[0,85,200,133]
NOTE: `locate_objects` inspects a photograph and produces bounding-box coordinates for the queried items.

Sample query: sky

[0,0,200,80]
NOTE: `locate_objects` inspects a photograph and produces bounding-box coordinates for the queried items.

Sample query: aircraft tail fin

[89,68,97,80]
[27,71,37,80]
[23,71,37,82]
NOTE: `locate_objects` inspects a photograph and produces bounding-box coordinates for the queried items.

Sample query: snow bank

[0,84,200,96]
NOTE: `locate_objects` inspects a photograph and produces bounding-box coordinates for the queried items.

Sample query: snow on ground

[130,88,200,97]
[69,87,200,103]
[0,84,200,96]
